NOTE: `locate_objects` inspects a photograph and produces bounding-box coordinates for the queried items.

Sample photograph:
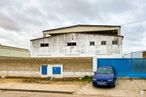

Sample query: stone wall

[0,57,92,78]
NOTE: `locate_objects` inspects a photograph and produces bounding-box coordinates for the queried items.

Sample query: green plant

[82,75,92,82]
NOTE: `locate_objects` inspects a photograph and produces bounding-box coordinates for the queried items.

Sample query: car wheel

[112,83,115,87]
[92,84,96,87]
[92,83,96,87]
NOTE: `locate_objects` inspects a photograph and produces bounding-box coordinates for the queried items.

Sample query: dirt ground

[0,78,86,93]
[0,78,146,97]
[0,91,117,97]
[75,79,146,97]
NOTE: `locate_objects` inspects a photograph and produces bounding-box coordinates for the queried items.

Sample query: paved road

[0,91,116,97]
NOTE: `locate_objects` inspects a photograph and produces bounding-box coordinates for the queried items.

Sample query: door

[41,66,48,75]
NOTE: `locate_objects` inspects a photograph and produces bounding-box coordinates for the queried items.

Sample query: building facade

[31,25,123,58]
[0,45,30,57]
[124,51,146,58]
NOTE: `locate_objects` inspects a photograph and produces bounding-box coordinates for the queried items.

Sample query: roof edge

[0,45,29,51]
[42,24,121,33]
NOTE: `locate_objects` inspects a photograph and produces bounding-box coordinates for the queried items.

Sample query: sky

[0,0,146,53]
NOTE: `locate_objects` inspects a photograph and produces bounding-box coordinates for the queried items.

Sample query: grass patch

[82,76,92,82]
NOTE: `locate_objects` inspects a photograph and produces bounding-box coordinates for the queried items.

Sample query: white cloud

[0,0,146,53]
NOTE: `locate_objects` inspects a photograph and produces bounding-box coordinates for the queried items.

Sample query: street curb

[0,88,74,94]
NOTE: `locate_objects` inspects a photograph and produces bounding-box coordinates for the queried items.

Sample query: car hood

[93,73,114,80]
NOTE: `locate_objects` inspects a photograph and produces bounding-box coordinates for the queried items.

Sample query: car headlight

[108,79,113,81]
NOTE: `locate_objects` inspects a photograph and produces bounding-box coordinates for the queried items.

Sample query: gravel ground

[0,78,146,97]
[0,78,86,93]
[75,79,146,97]
[0,91,119,97]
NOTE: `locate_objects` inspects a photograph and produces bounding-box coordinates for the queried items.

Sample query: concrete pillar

[92,56,97,74]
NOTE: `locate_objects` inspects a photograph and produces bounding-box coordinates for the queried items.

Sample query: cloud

[0,0,146,53]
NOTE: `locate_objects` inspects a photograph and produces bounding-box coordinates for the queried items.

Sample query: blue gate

[97,58,146,78]
[129,59,146,78]
[41,66,47,75]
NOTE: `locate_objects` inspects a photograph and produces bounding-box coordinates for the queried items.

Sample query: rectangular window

[52,67,61,74]
[112,40,118,45]
[90,41,95,46]
[67,42,76,46]
[101,41,106,45]
[40,43,49,47]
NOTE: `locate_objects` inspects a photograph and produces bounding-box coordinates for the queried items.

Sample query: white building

[123,51,146,58]
[30,24,123,58]
[0,44,30,57]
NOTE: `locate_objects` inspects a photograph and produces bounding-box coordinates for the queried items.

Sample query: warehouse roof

[43,24,121,32]
[43,24,121,35]
[0,44,29,52]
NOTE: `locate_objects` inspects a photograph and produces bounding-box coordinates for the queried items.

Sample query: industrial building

[0,24,124,78]
[0,44,30,57]
[123,51,146,58]
[30,24,123,58]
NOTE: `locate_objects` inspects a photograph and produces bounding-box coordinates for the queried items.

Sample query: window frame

[101,41,106,45]
[67,42,77,46]
[90,41,95,46]
[112,40,118,45]
[40,43,49,47]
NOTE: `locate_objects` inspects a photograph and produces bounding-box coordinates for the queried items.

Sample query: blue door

[41,66,47,75]
[52,67,61,74]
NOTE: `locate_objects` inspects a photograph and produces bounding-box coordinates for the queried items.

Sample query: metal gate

[97,58,146,78]
[129,59,146,78]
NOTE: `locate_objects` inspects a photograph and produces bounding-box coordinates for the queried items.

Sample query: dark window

[101,41,106,45]
[112,40,118,45]
[40,43,49,47]
[67,42,76,46]
[90,41,95,46]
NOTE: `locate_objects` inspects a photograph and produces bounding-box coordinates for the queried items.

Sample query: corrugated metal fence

[97,58,146,78]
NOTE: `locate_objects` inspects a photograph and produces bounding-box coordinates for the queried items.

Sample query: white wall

[124,51,143,58]
[31,33,122,57]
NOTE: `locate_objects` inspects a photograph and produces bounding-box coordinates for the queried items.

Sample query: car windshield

[96,67,113,74]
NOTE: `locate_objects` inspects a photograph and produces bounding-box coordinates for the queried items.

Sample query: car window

[96,67,113,74]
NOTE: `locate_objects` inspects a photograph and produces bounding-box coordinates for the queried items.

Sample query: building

[30,24,123,58]
[0,44,30,57]
[123,51,146,58]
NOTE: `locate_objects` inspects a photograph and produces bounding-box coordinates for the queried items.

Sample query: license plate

[97,82,107,85]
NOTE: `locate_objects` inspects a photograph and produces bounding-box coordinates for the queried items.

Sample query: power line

[121,19,146,26]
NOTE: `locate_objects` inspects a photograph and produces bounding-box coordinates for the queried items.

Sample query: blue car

[92,66,116,87]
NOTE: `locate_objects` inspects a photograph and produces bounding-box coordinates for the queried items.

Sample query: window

[67,42,76,46]
[52,65,63,75]
[112,40,118,45]
[90,41,95,46]
[52,67,61,74]
[101,41,106,45]
[40,43,49,47]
